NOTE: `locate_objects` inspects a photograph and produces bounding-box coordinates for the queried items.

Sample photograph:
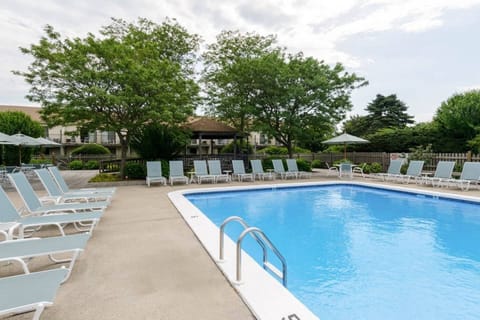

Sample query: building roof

[184,117,240,139]
[0,105,42,122]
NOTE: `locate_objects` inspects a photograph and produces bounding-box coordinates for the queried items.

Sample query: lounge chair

[48,166,116,195]
[231,160,254,182]
[352,163,366,178]
[442,162,480,191]
[0,233,90,283]
[0,268,67,320]
[325,162,338,176]
[422,161,456,187]
[146,161,167,187]
[168,161,188,185]
[272,159,297,179]
[35,169,112,203]
[339,163,353,179]
[286,159,311,179]
[207,160,229,183]
[250,160,274,180]
[0,222,20,241]
[8,172,108,215]
[0,185,102,237]
[374,159,404,181]
[393,160,424,184]
[193,160,215,184]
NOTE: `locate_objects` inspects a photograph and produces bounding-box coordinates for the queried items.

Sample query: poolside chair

[441,162,480,191]
[0,185,102,237]
[8,172,108,215]
[146,161,167,187]
[207,160,229,183]
[393,160,424,184]
[325,162,338,176]
[0,268,67,320]
[0,222,20,241]
[48,166,116,196]
[35,169,112,203]
[286,159,311,179]
[193,160,215,184]
[250,160,274,180]
[352,163,366,178]
[168,160,189,185]
[272,159,297,179]
[339,163,353,179]
[0,233,90,283]
[422,161,456,187]
[231,160,254,182]
[374,159,404,181]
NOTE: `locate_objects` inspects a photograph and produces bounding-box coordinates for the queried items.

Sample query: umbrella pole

[344,143,346,160]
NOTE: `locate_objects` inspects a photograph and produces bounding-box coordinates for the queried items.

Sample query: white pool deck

[2,170,480,320]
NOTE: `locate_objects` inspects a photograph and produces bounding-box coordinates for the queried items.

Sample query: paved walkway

[2,171,480,319]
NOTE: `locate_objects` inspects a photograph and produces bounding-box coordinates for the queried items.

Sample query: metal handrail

[219,216,287,287]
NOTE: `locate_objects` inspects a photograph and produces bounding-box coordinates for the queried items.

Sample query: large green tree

[433,90,480,152]
[14,18,200,178]
[0,111,44,165]
[202,30,279,136]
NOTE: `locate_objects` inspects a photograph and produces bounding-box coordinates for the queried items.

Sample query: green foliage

[259,146,310,155]
[131,123,190,160]
[0,111,44,165]
[295,158,311,172]
[84,160,99,170]
[68,160,84,170]
[311,159,323,168]
[29,158,52,165]
[408,144,433,163]
[467,134,480,154]
[219,140,253,154]
[433,90,480,152]
[125,162,146,179]
[71,144,110,155]
[363,162,382,174]
[89,173,121,182]
[15,18,200,178]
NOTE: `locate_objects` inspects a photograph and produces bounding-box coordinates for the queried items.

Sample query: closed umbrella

[322,133,369,159]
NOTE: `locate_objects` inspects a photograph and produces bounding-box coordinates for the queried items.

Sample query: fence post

[467,150,472,161]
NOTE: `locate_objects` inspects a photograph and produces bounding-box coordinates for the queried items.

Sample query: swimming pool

[170,182,480,320]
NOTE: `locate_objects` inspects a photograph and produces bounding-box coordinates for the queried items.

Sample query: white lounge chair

[0,185,102,237]
[48,166,116,195]
[193,160,215,184]
[0,269,67,320]
[374,159,404,181]
[422,161,456,187]
[207,160,229,183]
[442,162,480,191]
[393,160,424,184]
[232,160,254,182]
[8,172,108,215]
[0,233,90,283]
[286,159,311,179]
[325,162,338,176]
[0,222,20,241]
[168,160,189,185]
[272,159,297,179]
[35,168,112,203]
[250,160,274,180]
[146,161,167,187]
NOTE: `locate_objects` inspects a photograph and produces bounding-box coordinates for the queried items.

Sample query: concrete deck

[2,170,480,319]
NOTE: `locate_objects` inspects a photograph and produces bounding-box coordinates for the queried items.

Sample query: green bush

[295,159,311,172]
[89,173,120,182]
[220,141,253,154]
[363,162,382,174]
[71,143,111,155]
[68,160,84,170]
[259,146,311,155]
[311,159,323,168]
[30,158,52,165]
[84,160,99,170]
[125,162,146,179]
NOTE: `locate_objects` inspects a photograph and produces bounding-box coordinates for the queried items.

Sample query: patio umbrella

[35,137,61,147]
[322,132,369,159]
[9,133,43,165]
[0,132,16,145]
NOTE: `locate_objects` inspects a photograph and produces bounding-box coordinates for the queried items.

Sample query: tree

[0,111,44,165]
[342,114,372,137]
[14,18,200,178]
[130,123,191,160]
[248,52,367,157]
[202,30,279,136]
[433,90,480,152]
[365,94,414,133]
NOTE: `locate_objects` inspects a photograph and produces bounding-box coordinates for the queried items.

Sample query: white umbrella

[0,132,16,145]
[9,133,43,165]
[35,137,61,147]
[323,133,369,159]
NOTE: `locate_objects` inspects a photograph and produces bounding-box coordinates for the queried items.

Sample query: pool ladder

[219,216,287,287]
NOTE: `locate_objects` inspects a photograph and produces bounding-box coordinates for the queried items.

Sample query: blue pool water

[186,184,480,320]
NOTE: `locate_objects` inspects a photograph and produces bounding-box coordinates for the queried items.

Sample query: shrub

[259,146,288,155]
[220,141,253,154]
[89,173,120,182]
[311,160,323,168]
[71,143,111,155]
[84,160,99,170]
[30,158,52,165]
[68,160,84,170]
[125,162,146,179]
[295,159,311,172]
[363,162,382,174]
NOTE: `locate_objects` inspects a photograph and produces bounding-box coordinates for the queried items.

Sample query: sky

[2,0,480,123]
